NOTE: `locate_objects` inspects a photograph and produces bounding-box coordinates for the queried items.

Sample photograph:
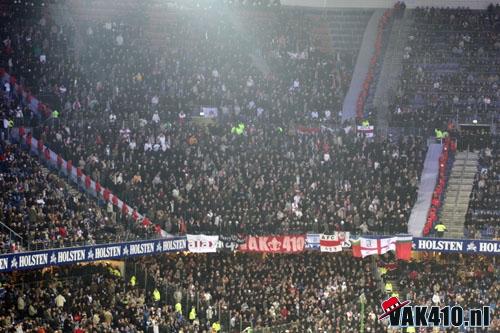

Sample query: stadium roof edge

[281,0,500,10]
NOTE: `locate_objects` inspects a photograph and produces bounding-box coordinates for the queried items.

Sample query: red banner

[238,235,305,253]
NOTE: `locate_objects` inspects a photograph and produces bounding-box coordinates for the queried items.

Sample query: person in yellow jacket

[434,223,447,237]
[130,275,136,287]
[175,302,182,314]
[108,268,121,277]
[407,327,416,333]
[107,267,115,276]
[189,307,197,321]
[153,288,161,302]
[211,321,221,332]
[385,282,393,293]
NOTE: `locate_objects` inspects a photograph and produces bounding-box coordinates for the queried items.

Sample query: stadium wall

[281,0,500,9]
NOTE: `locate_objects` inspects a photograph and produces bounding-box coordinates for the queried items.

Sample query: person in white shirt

[144,141,152,152]
[158,133,167,151]
[151,95,159,105]
[129,140,136,150]
[152,111,160,124]
[324,110,331,120]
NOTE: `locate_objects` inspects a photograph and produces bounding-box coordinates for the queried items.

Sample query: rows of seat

[390,7,500,128]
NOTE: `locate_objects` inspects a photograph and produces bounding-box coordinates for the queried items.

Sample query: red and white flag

[320,232,350,252]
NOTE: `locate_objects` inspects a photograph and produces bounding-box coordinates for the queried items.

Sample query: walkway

[407,143,442,237]
[341,9,384,121]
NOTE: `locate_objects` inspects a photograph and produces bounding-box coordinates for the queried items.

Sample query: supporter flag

[121,204,129,215]
[85,175,91,189]
[395,236,413,260]
[142,217,152,227]
[95,182,101,194]
[352,236,413,259]
[57,154,62,167]
[305,233,321,250]
[103,188,110,201]
[352,237,397,258]
[352,239,362,257]
[320,232,349,252]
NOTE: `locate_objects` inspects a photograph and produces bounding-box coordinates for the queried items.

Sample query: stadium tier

[390,7,500,129]
[0,142,156,253]
[465,140,499,239]
[0,0,498,332]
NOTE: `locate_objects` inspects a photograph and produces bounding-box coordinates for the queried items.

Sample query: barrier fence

[0,233,498,273]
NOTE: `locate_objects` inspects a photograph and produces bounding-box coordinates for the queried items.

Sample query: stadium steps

[327,10,373,52]
[372,10,412,134]
[307,10,373,53]
[439,151,478,238]
[307,13,335,54]
[39,164,81,199]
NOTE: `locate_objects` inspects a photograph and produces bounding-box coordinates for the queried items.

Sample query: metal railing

[0,222,24,251]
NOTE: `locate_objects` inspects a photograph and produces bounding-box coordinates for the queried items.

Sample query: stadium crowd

[0,140,154,253]
[48,120,426,235]
[2,2,427,237]
[382,255,500,332]
[465,140,499,239]
[136,253,386,333]
[2,253,498,333]
[0,2,498,333]
[390,6,500,129]
[0,253,386,333]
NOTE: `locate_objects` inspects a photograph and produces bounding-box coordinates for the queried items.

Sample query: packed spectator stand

[465,139,499,239]
[390,6,500,130]
[1,0,427,238]
[0,139,155,253]
[0,253,387,333]
[0,1,499,333]
[381,255,499,332]
[1,253,498,332]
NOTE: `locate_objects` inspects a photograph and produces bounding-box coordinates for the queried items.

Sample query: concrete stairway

[372,10,413,134]
[341,10,385,121]
[325,9,374,53]
[39,163,81,199]
[307,12,335,54]
[439,151,479,238]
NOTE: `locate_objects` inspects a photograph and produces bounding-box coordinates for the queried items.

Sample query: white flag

[360,237,397,258]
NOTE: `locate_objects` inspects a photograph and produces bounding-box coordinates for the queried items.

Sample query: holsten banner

[0,237,187,273]
[412,237,500,255]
